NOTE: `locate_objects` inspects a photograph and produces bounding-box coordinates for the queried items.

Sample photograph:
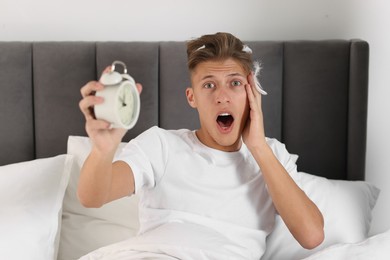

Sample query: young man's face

[186,58,250,152]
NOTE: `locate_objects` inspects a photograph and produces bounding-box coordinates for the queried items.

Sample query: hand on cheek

[242,73,267,151]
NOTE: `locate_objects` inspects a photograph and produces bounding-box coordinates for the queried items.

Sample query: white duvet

[79,222,251,260]
[80,226,390,260]
[302,229,390,260]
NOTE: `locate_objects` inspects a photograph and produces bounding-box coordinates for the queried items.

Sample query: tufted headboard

[0,40,369,180]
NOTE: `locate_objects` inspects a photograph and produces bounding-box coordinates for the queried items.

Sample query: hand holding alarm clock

[94,61,140,129]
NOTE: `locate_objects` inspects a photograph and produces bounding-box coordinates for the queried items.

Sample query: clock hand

[118,96,127,107]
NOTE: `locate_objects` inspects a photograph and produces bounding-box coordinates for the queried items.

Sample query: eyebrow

[228,73,245,78]
[201,75,214,81]
[200,73,245,81]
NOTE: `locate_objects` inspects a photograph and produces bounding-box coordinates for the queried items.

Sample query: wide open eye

[231,80,242,87]
[204,82,215,89]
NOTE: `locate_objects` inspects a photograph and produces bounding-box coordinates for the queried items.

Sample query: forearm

[78,70,140,208]
[252,144,324,249]
[77,147,116,208]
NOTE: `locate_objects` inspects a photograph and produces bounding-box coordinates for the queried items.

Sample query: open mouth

[216,113,234,129]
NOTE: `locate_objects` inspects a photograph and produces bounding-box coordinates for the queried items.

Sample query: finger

[79,95,104,120]
[247,72,258,95]
[98,66,113,81]
[136,83,143,94]
[246,83,262,114]
[247,72,262,104]
[85,118,112,131]
[80,81,104,98]
[245,83,256,104]
[103,66,112,74]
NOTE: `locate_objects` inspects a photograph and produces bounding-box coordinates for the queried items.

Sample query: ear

[186,87,197,108]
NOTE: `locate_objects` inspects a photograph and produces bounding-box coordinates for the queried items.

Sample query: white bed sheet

[303,229,390,260]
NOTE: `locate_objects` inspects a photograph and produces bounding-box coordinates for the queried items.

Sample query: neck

[195,129,242,152]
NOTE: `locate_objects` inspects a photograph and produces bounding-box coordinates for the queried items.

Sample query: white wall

[1,0,352,41]
[1,0,389,234]
[346,0,390,235]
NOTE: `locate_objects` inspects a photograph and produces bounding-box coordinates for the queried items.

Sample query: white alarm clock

[94,61,140,129]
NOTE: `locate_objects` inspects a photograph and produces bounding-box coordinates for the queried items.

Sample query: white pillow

[58,136,139,260]
[0,154,73,260]
[261,171,380,260]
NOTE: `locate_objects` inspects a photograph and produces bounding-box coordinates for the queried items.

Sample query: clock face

[95,73,140,129]
[117,82,135,126]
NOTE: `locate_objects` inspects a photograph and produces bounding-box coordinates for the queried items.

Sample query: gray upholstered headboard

[0,40,369,181]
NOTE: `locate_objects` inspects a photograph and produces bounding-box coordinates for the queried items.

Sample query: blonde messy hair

[186,32,253,74]
[186,32,267,95]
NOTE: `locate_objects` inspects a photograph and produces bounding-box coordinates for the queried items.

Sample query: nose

[215,87,231,104]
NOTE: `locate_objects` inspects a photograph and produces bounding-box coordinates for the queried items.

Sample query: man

[78,32,324,260]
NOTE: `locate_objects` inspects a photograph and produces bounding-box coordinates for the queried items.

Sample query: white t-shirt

[114,126,298,260]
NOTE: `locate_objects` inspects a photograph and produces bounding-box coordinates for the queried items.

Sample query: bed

[0,40,386,260]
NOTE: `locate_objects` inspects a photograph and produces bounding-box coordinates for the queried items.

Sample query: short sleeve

[114,126,168,193]
[266,138,301,186]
